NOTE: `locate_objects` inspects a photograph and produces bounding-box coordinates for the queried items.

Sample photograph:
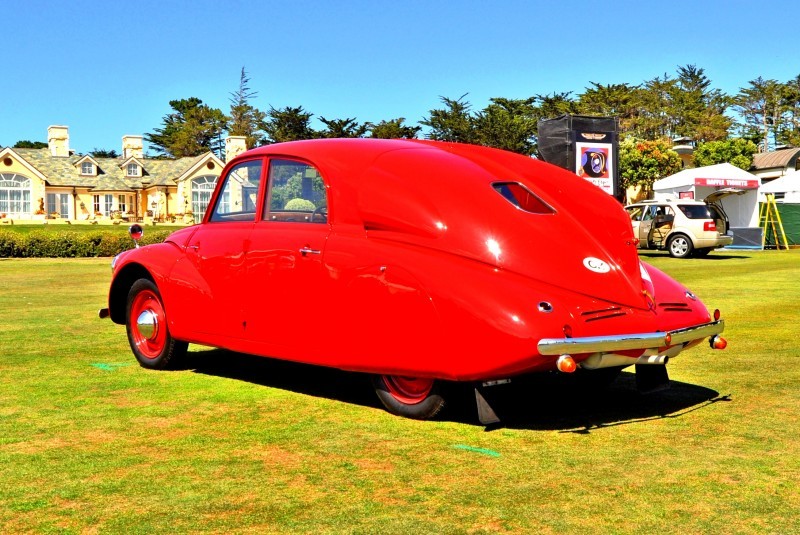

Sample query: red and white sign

[694,178,759,189]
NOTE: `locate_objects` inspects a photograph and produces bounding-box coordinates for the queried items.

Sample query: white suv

[625,190,743,258]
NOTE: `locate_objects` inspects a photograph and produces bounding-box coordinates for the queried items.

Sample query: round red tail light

[557,355,577,373]
[710,335,727,350]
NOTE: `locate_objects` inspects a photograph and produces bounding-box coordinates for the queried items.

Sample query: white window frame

[0,173,32,217]
[81,162,94,175]
[191,175,218,222]
[126,163,140,177]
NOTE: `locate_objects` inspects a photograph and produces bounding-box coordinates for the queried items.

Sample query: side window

[265,159,328,223]
[209,159,263,222]
[626,207,644,221]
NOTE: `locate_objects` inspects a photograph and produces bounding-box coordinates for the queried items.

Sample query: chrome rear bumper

[537,320,724,356]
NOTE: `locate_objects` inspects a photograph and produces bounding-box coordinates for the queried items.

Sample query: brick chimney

[47,125,70,157]
[225,136,247,162]
[122,135,144,159]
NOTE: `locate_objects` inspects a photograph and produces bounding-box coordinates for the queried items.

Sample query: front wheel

[372,375,446,420]
[126,279,187,370]
[667,234,693,258]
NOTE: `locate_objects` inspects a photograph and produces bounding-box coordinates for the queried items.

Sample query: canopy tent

[653,163,761,228]
[760,172,800,203]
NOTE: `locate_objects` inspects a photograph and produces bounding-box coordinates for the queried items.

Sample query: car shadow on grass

[186,349,728,432]
[458,373,729,433]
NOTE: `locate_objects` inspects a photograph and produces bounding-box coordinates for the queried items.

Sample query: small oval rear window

[493,182,555,214]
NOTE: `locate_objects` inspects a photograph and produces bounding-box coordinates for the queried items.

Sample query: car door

[626,206,645,245]
[638,205,656,244]
[703,188,745,233]
[241,158,333,358]
[170,158,265,340]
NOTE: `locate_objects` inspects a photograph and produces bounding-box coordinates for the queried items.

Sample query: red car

[100,139,726,423]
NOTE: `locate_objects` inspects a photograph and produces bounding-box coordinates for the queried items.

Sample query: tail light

[557,355,577,373]
[704,221,717,232]
[709,335,727,350]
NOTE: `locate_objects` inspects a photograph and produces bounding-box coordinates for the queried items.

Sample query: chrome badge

[583,257,610,273]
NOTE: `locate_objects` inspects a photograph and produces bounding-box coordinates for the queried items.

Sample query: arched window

[0,173,32,217]
[191,175,218,222]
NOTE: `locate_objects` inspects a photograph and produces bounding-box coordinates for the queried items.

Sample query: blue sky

[2,0,798,154]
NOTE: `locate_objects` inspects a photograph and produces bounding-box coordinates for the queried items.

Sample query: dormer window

[81,162,94,175]
[126,163,140,177]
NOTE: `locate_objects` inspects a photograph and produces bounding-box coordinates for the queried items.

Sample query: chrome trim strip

[537,320,724,356]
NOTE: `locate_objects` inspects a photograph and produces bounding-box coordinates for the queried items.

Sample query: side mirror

[129,224,143,248]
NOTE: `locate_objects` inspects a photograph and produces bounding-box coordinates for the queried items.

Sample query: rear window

[493,182,555,214]
[678,204,714,219]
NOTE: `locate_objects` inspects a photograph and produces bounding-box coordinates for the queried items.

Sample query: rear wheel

[372,375,445,420]
[667,234,693,258]
[126,279,187,370]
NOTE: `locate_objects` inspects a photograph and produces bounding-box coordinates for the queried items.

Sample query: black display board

[538,115,621,200]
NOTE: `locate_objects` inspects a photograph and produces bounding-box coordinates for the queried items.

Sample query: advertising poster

[575,141,613,195]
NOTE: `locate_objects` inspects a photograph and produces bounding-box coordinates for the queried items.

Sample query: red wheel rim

[130,289,167,359]
[382,375,434,405]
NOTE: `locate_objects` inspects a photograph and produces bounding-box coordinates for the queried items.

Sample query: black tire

[692,247,712,258]
[126,279,188,370]
[667,234,693,258]
[372,375,446,420]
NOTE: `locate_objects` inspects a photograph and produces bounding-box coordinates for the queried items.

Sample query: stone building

[0,126,247,223]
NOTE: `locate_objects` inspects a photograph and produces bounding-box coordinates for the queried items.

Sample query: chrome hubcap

[672,239,688,255]
[136,309,158,339]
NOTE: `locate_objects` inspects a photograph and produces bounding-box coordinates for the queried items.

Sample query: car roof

[225,138,644,306]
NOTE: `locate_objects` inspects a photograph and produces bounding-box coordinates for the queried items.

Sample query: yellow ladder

[760,194,790,250]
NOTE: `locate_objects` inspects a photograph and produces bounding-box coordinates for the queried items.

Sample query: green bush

[0,230,25,257]
[284,198,316,211]
[0,228,174,258]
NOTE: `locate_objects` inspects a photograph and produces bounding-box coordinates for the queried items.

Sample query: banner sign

[694,178,759,189]
[575,139,614,195]
[537,115,621,200]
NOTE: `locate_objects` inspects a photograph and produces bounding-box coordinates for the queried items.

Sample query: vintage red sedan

[100,139,726,423]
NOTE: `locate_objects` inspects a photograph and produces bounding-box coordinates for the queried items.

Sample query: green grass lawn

[1,251,798,533]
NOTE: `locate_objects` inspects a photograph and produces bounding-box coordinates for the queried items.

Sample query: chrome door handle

[188,244,200,251]
[299,247,321,256]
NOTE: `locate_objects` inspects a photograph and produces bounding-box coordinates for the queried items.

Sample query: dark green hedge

[0,229,173,258]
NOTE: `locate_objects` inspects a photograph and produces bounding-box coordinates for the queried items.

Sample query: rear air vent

[581,306,629,322]
[658,302,692,313]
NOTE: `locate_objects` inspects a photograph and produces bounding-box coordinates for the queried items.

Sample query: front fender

[107,242,185,324]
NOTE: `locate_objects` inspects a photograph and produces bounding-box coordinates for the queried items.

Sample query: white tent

[653,163,761,228]
[760,172,800,203]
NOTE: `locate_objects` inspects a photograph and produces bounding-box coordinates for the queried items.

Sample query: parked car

[100,139,726,423]
[625,190,744,258]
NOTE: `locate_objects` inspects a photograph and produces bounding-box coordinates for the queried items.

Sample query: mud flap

[635,364,670,393]
[475,386,501,425]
